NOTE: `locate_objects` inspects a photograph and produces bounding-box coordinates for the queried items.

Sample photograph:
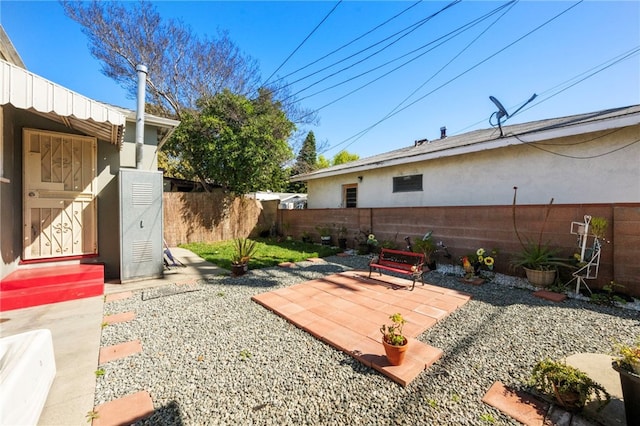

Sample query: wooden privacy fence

[163,192,277,246]
[279,204,640,297]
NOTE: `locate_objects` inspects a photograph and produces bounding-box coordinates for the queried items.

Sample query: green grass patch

[180,238,341,270]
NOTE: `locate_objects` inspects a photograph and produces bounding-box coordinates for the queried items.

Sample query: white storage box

[0,329,56,425]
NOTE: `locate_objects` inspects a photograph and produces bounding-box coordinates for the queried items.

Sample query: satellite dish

[490,96,509,120]
[489,93,537,137]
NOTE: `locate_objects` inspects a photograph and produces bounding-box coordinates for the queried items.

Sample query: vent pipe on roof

[440,126,447,139]
[135,64,148,169]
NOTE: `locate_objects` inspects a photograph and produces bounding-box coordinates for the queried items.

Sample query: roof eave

[292,108,640,182]
[0,59,127,147]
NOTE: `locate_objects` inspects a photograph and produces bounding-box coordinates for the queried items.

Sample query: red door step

[0,264,104,312]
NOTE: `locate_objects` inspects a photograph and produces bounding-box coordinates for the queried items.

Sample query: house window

[343,184,357,208]
[393,174,423,192]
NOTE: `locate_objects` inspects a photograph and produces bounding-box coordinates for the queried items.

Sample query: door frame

[22,128,98,260]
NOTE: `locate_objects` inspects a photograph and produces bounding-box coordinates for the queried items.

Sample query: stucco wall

[307,126,640,209]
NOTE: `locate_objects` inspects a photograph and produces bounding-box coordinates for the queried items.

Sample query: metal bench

[369,248,425,291]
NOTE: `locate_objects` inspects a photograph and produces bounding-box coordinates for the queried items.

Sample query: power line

[271,0,424,85]
[262,0,343,86]
[319,0,584,154]
[282,0,461,101]
[510,132,640,159]
[326,0,517,147]
[295,1,516,105]
[451,45,640,135]
[513,46,640,116]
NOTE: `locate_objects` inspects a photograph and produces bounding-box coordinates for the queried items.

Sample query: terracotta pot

[231,263,248,277]
[612,362,640,423]
[523,267,556,287]
[382,337,408,366]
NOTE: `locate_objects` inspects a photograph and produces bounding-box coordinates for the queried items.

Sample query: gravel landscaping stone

[97,255,639,425]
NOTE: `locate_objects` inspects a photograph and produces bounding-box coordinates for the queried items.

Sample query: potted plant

[589,216,608,240]
[380,313,408,366]
[529,358,610,411]
[337,225,348,250]
[300,231,312,244]
[413,234,437,271]
[315,224,333,246]
[612,339,640,422]
[231,238,258,276]
[510,188,573,287]
[510,242,572,287]
[461,247,497,280]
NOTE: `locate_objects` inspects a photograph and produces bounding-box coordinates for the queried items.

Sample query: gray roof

[292,104,640,182]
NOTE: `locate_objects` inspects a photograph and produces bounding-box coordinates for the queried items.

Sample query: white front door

[23,129,98,260]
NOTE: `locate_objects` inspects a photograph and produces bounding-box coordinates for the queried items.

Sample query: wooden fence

[163,192,277,246]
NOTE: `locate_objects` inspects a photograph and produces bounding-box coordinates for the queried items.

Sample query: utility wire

[271,0,424,85]
[319,0,584,154]
[511,46,640,116]
[451,45,640,135]
[330,0,517,147]
[281,0,461,100]
[262,0,342,86]
[510,133,640,159]
[295,1,516,104]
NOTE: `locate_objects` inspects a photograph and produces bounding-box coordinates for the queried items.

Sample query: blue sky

[2,1,639,158]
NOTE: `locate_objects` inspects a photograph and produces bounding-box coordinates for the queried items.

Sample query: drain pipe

[135,64,148,169]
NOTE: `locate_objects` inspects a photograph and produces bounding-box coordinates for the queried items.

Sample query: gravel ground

[97,256,639,425]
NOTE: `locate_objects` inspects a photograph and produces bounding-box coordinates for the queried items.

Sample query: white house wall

[307,126,640,208]
[119,122,160,170]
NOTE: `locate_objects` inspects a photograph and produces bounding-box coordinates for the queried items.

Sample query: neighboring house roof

[248,191,307,202]
[291,104,640,182]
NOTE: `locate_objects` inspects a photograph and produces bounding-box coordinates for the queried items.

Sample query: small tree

[332,150,359,165]
[288,131,317,192]
[166,89,295,195]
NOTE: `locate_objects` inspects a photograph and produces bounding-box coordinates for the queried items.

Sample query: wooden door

[23,129,97,259]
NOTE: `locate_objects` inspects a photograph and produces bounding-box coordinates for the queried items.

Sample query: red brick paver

[92,391,154,426]
[105,292,134,303]
[533,290,567,302]
[103,311,135,325]
[99,340,143,364]
[482,381,549,426]
[252,270,470,386]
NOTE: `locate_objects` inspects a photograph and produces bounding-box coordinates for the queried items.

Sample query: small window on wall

[393,174,423,192]
[343,184,357,208]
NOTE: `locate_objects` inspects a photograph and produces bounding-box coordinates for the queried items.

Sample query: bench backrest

[378,248,425,271]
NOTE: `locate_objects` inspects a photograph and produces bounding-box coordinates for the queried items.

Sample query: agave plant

[231,238,258,265]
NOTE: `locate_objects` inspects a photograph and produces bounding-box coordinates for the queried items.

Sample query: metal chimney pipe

[440,126,447,139]
[135,64,148,169]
